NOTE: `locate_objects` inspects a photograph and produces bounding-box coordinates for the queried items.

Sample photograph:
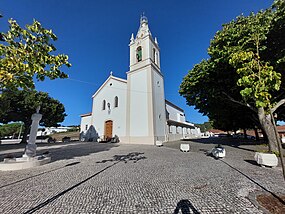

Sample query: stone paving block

[0,141,284,213]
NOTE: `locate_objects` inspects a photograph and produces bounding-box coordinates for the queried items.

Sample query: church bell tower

[126,15,166,144]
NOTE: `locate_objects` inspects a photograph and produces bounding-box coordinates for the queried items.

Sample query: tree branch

[222,92,257,113]
[272,92,285,103]
[271,99,285,113]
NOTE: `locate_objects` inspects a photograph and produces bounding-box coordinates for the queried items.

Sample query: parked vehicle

[36,135,56,143]
[217,134,228,138]
[247,135,256,140]
[62,136,71,143]
[232,133,255,140]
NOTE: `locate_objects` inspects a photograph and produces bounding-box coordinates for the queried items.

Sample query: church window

[136,46,142,62]
[85,125,88,131]
[114,96,119,108]
[102,100,106,110]
[153,48,156,63]
[156,52,158,64]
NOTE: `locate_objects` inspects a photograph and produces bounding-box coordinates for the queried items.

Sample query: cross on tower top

[140,12,148,25]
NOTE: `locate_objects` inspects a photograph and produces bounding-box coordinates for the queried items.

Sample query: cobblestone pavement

[0,139,284,214]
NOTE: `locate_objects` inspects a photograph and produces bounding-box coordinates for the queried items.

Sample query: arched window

[136,46,142,62]
[153,48,156,63]
[156,52,158,64]
[102,100,106,110]
[114,96,119,108]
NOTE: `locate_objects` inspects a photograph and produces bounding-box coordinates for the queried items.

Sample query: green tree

[195,121,213,132]
[180,0,285,152]
[0,122,24,138]
[0,18,71,91]
[0,90,66,143]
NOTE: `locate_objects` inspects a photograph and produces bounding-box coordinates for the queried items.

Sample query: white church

[80,16,201,145]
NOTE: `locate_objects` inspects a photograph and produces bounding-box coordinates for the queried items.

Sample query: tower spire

[140,12,148,26]
[130,33,134,45]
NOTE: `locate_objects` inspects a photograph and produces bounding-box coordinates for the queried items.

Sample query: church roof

[92,74,127,98]
[80,113,92,117]
[165,99,184,112]
[167,119,195,129]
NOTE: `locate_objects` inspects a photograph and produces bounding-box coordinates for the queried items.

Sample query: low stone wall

[167,134,199,142]
[167,134,183,142]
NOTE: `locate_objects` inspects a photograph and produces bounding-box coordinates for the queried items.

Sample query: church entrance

[104,120,113,140]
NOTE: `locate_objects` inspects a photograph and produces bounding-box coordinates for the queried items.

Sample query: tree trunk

[243,129,247,139]
[261,129,268,142]
[270,111,285,181]
[21,122,31,144]
[254,128,260,141]
[257,108,278,152]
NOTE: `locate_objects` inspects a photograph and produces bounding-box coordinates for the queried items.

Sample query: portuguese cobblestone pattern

[0,139,284,214]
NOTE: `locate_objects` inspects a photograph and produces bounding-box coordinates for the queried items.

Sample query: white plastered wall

[92,78,127,139]
[80,115,92,134]
[166,103,186,122]
[152,69,166,141]
[128,70,149,137]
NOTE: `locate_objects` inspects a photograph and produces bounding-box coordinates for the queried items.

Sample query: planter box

[156,141,163,147]
[180,144,190,152]
[254,152,278,167]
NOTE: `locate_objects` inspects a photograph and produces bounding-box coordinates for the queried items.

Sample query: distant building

[37,127,73,136]
[277,125,285,137]
[80,16,200,144]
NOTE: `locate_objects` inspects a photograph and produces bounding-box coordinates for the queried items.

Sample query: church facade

[80,16,200,145]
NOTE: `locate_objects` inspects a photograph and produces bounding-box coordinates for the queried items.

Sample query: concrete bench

[254,152,278,167]
[180,144,190,152]
[156,141,163,147]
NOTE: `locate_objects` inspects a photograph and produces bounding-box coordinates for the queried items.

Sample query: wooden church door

[104,120,113,140]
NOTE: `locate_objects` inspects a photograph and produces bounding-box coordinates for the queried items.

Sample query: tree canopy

[0,122,23,139]
[0,90,66,143]
[0,18,71,91]
[194,121,213,132]
[180,0,285,152]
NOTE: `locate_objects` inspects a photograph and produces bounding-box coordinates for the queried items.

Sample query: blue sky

[1,0,273,126]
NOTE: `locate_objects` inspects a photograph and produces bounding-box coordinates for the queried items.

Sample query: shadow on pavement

[244,159,260,166]
[0,142,119,189]
[164,137,261,155]
[22,152,147,214]
[174,199,200,214]
[186,137,264,146]
[96,152,146,164]
[0,142,119,162]
[0,161,81,189]
[220,159,285,206]
[179,138,259,153]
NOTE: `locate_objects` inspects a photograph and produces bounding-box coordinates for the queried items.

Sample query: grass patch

[50,131,80,142]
